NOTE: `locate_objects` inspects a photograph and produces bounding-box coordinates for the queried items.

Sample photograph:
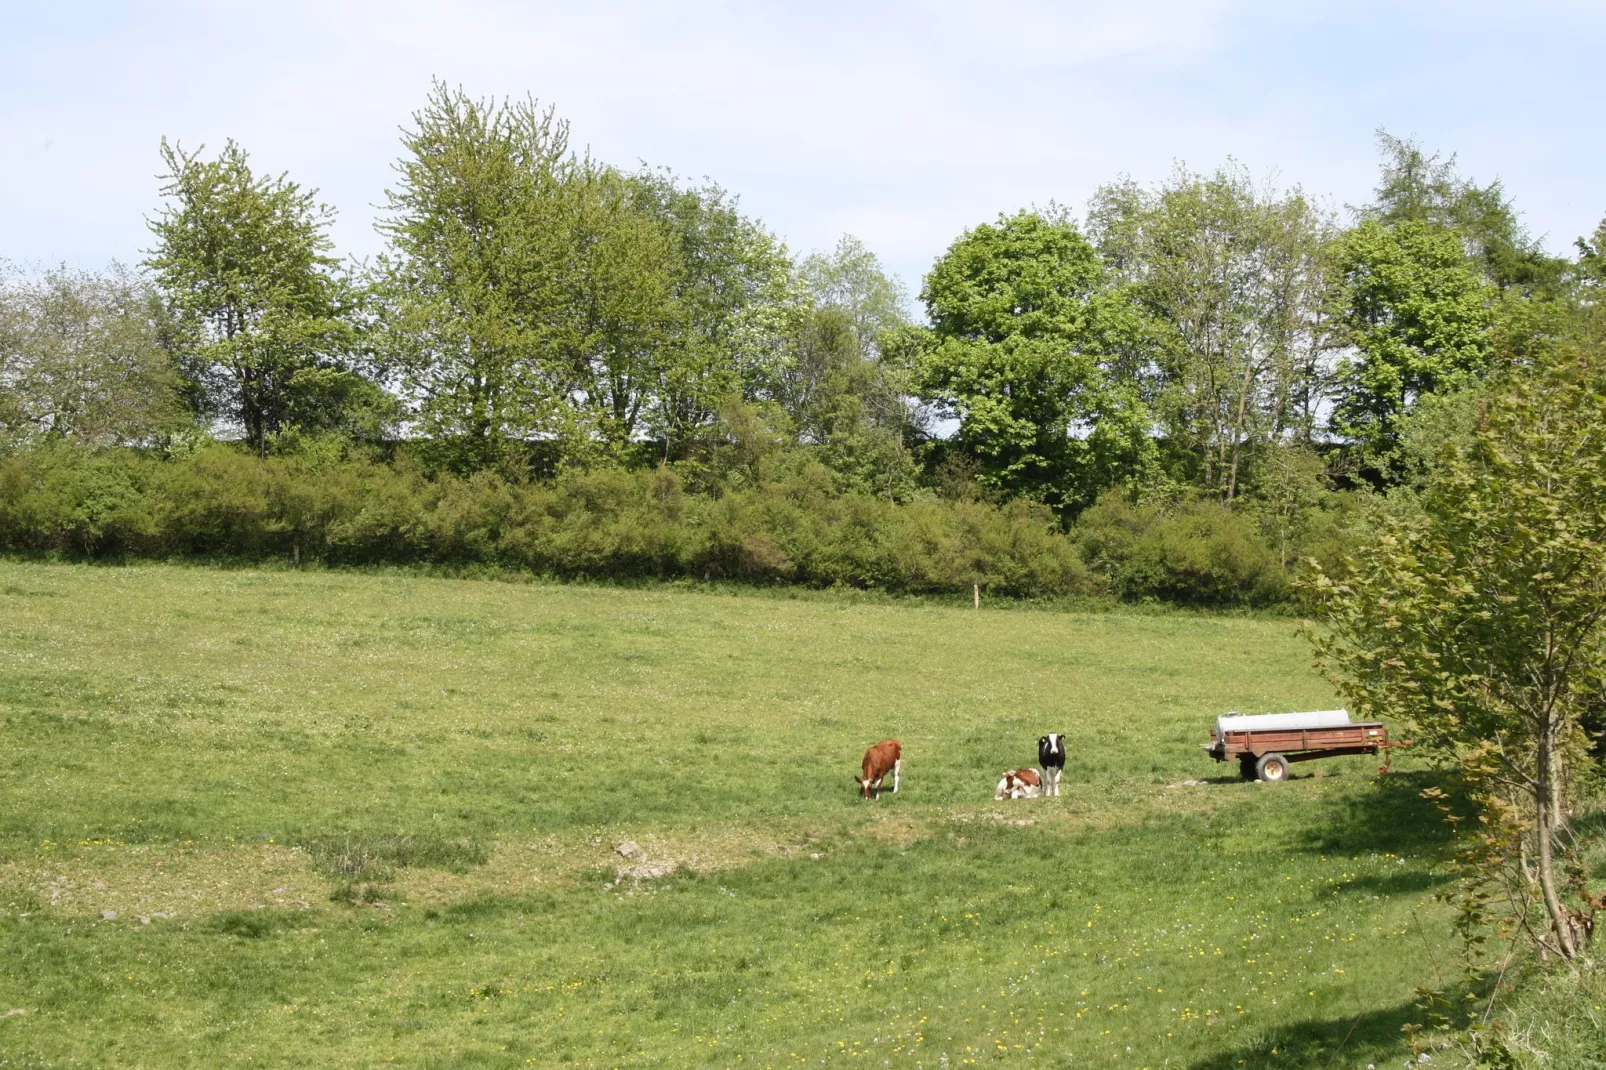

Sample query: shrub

[1073,490,1288,605]
[0,440,1100,599]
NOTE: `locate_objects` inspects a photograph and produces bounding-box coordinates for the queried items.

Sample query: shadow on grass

[210,908,311,939]
[1189,998,1419,1069]
[1296,769,1458,859]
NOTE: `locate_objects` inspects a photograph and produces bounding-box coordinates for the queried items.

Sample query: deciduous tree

[1088,166,1335,500]
[0,263,184,445]
[146,140,376,452]
[1308,345,1606,960]
[917,209,1150,510]
[1328,218,1496,470]
[378,84,579,472]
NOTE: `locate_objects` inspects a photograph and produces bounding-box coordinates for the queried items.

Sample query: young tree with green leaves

[1308,345,1606,960]
[146,139,378,452]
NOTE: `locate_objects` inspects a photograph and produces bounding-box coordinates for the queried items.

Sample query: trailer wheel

[1256,753,1290,782]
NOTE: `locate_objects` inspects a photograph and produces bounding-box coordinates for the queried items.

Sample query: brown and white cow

[995,767,1042,800]
[855,739,901,799]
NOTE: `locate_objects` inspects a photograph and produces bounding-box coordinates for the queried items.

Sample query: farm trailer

[1202,710,1409,782]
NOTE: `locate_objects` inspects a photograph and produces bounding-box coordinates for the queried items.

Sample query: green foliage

[377,85,796,473]
[798,234,910,355]
[376,84,581,471]
[771,238,920,497]
[0,440,1094,597]
[917,209,1148,509]
[1308,345,1606,960]
[1329,218,1497,468]
[145,140,379,451]
[623,167,796,459]
[0,263,185,446]
[1089,165,1335,499]
[1390,383,1489,494]
[1072,490,1289,606]
[1579,217,1606,283]
[1366,131,1568,297]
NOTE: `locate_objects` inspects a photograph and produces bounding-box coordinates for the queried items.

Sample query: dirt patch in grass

[0,844,320,919]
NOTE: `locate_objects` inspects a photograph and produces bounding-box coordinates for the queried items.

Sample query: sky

[3,0,1602,301]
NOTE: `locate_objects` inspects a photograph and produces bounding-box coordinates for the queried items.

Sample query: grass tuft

[299,833,489,879]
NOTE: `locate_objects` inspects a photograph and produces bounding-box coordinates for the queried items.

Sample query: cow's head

[854,775,874,799]
[1041,733,1064,756]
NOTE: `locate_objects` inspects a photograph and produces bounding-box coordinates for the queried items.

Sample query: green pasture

[0,563,1452,1067]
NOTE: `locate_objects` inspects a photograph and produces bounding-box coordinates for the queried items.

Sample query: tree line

[3,83,1603,603]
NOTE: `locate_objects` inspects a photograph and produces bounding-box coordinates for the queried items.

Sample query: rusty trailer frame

[1203,721,1409,782]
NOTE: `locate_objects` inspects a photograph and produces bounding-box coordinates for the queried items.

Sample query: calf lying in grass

[995,768,1042,799]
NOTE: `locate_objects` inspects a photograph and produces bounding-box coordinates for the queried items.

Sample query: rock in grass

[614,841,645,860]
[617,860,674,880]
[99,910,118,920]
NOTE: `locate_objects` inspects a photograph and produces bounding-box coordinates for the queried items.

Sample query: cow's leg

[892,759,901,794]
[1053,766,1062,796]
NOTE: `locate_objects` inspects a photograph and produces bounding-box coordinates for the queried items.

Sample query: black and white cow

[1038,733,1066,797]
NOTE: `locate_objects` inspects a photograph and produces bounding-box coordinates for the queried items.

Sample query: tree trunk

[1533,721,1581,958]
[1226,355,1256,502]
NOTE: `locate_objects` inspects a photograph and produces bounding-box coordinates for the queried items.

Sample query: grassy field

[0,562,1455,1068]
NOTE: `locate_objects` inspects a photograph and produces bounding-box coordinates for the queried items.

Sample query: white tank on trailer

[1215,709,1351,738]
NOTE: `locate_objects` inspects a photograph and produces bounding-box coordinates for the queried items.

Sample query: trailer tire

[1256,753,1290,782]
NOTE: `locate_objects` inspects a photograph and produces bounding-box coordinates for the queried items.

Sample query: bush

[1073,491,1289,606]
[0,440,1099,599]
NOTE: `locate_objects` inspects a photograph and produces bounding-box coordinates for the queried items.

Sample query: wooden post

[973,583,980,610]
